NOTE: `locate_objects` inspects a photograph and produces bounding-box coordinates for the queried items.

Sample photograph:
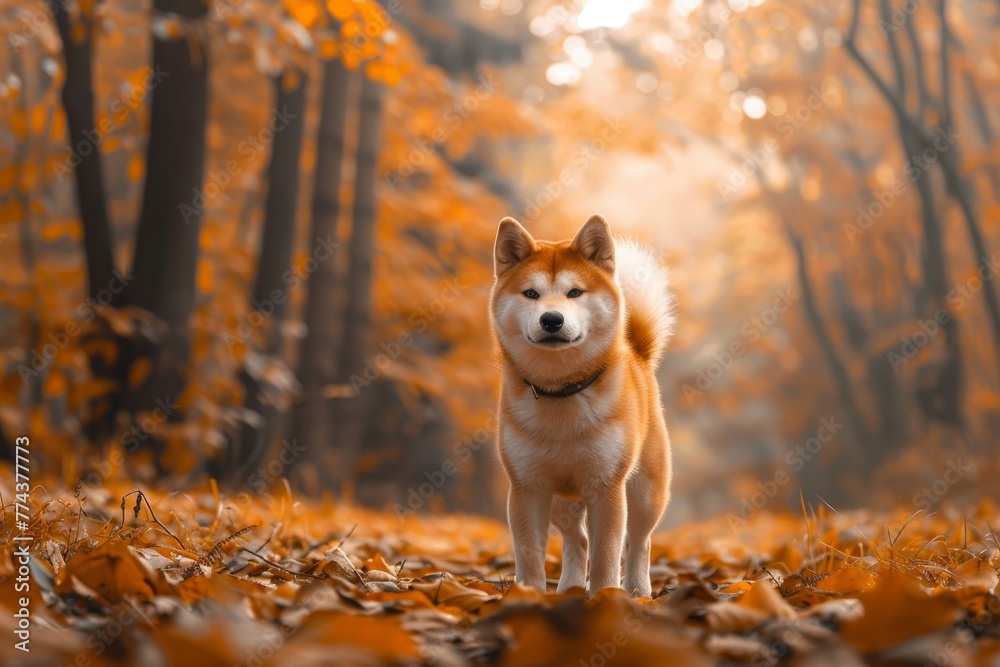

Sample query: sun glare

[576,0,651,30]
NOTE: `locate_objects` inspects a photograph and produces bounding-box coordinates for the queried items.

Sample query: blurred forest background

[1,0,998,527]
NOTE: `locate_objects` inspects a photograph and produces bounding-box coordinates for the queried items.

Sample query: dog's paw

[626,582,652,598]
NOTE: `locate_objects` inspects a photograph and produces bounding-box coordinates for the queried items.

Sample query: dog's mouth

[528,333,583,347]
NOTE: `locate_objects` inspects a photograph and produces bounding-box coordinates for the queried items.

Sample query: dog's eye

[567,288,584,298]
[523,289,540,299]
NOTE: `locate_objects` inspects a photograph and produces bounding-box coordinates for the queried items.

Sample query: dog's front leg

[587,483,626,595]
[508,485,553,591]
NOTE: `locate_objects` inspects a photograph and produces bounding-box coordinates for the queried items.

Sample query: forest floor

[1,476,999,666]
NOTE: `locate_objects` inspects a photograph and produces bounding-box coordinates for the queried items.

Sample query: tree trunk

[53,2,126,441]
[961,70,1000,192]
[10,50,43,441]
[846,0,965,429]
[830,275,908,452]
[53,1,115,301]
[935,3,1000,368]
[784,226,877,476]
[119,0,208,462]
[291,60,352,475]
[333,75,385,492]
[221,70,308,485]
[251,71,307,353]
[899,128,964,428]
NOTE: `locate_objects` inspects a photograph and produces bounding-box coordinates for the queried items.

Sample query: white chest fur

[500,391,626,494]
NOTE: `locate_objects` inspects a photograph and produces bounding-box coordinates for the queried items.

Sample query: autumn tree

[226,69,308,482]
[332,74,384,488]
[112,0,210,470]
[292,58,353,472]
[53,0,115,303]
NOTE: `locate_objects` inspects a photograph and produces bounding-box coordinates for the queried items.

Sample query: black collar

[525,368,605,399]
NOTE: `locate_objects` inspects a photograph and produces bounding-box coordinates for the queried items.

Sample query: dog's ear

[571,213,615,272]
[494,217,535,278]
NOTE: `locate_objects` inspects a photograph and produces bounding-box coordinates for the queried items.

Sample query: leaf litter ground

[2,475,999,666]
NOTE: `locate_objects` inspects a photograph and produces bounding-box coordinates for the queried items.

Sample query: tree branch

[937,0,953,130]
[877,0,907,98]
[842,0,936,150]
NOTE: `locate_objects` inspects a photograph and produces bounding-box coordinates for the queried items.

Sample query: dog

[489,213,675,598]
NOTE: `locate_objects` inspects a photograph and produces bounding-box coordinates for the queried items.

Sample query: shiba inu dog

[490,213,675,598]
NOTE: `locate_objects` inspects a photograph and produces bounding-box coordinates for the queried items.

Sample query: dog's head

[489,214,622,363]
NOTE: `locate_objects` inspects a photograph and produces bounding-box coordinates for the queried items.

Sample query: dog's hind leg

[552,495,588,592]
[623,469,669,598]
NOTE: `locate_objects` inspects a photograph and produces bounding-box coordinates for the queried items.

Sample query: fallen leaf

[840,570,964,654]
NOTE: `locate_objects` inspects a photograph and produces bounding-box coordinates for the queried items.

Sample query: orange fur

[489,214,674,597]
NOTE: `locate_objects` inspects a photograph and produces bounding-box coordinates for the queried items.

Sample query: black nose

[540,311,564,332]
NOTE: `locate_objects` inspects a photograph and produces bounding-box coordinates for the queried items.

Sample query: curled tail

[615,238,676,367]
